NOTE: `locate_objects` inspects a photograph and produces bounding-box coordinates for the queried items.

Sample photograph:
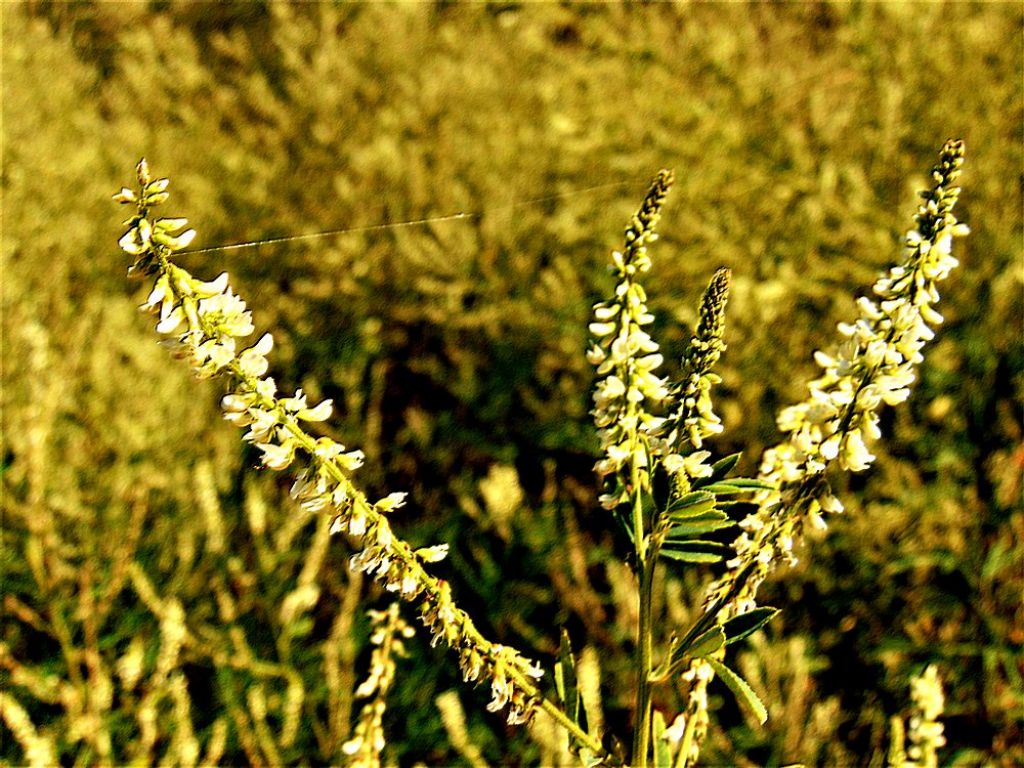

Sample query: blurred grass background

[2,2,1021,765]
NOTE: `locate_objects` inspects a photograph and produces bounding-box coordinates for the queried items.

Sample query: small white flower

[279,390,308,413]
[155,307,185,334]
[416,544,449,563]
[664,713,687,745]
[257,441,295,471]
[486,675,513,712]
[524,659,544,679]
[193,272,230,298]
[244,409,278,444]
[238,333,274,377]
[298,399,333,422]
[819,494,844,514]
[376,492,408,512]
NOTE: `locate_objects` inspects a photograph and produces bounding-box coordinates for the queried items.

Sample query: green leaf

[616,509,635,543]
[555,628,580,723]
[706,657,768,725]
[669,508,728,523]
[723,607,779,646]
[641,487,658,521]
[653,710,672,768]
[555,628,589,748]
[728,478,776,490]
[659,540,729,564]
[695,481,741,495]
[666,515,734,538]
[665,491,716,518]
[659,550,721,563]
[706,452,742,482]
[697,478,774,495]
[687,625,726,659]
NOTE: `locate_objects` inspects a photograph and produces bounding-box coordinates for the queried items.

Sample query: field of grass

[3,3,1021,765]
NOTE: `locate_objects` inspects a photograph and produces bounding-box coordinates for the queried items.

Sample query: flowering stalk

[887,664,947,768]
[589,171,752,767]
[662,266,730,455]
[652,267,732,557]
[342,604,415,767]
[589,170,675,768]
[114,160,610,761]
[682,140,969,763]
[589,169,674,513]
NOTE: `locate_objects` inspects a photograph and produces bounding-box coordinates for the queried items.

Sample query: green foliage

[3,2,1020,766]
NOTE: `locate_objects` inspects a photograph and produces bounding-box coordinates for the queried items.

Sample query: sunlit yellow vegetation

[3,3,1020,765]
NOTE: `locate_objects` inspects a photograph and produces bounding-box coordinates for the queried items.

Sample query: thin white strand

[181,178,642,256]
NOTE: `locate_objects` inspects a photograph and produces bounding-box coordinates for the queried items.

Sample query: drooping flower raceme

[115,160,544,728]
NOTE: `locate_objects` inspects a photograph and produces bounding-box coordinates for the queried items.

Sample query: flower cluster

[686,140,968,758]
[589,173,733,518]
[342,604,415,767]
[115,160,545,728]
[663,267,731,454]
[656,267,732,507]
[720,139,968,614]
[588,173,742,767]
[905,665,946,768]
[677,660,713,765]
[588,169,673,510]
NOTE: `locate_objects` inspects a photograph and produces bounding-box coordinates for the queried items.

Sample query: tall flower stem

[632,449,655,768]
[587,169,675,767]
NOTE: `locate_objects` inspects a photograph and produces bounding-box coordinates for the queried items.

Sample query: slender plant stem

[677,710,698,768]
[635,555,656,768]
[537,697,607,759]
[630,431,654,768]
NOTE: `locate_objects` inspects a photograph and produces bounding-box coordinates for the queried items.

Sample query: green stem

[536,696,608,760]
[676,706,698,768]
[631,439,654,768]
[635,557,656,767]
